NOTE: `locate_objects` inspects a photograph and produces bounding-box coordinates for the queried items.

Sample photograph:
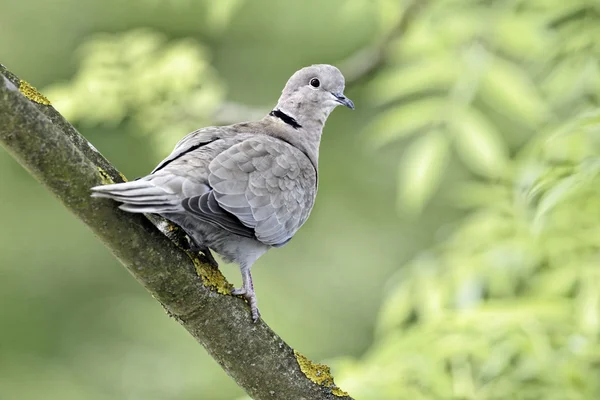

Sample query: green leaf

[365,98,444,150]
[376,282,414,335]
[367,57,460,106]
[388,22,445,62]
[450,107,509,178]
[479,57,549,128]
[534,175,582,225]
[397,130,450,214]
[492,14,548,59]
[375,0,405,38]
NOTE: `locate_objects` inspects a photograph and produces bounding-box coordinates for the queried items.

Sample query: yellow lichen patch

[118,172,129,182]
[294,350,350,397]
[97,167,115,184]
[19,79,51,105]
[167,224,178,232]
[189,253,232,295]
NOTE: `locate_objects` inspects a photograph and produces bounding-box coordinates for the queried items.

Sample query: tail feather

[92,193,172,204]
[91,178,182,214]
[119,204,180,213]
[92,180,159,191]
[92,187,168,198]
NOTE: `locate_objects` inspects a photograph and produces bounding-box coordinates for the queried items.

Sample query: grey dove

[91,64,354,321]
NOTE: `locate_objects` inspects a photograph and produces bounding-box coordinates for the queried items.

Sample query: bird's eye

[309,78,320,88]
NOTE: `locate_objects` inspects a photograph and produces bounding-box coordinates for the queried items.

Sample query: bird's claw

[232,287,261,322]
[230,287,246,296]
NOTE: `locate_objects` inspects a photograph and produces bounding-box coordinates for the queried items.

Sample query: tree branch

[339,0,428,85]
[0,63,352,400]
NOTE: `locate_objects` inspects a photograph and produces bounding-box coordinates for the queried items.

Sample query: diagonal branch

[0,63,352,400]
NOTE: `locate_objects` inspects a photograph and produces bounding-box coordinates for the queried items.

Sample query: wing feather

[99,126,317,246]
[206,136,317,246]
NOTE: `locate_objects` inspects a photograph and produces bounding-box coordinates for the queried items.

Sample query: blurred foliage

[44,29,225,150]
[332,1,600,399]
[364,0,600,214]
[337,110,600,399]
[3,0,600,399]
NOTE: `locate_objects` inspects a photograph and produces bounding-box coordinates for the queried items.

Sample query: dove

[91,64,354,321]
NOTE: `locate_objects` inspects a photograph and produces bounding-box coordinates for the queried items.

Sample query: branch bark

[0,64,352,400]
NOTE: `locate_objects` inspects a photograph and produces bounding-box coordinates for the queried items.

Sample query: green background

[2,0,600,399]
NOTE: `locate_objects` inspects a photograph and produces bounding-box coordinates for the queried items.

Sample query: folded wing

[181,136,317,247]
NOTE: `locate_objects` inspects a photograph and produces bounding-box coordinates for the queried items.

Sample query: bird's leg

[231,264,260,322]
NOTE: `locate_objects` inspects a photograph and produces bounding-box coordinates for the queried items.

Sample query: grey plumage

[91,64,354,321]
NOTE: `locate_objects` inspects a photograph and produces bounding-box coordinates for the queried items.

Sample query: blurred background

[2,0,600,399]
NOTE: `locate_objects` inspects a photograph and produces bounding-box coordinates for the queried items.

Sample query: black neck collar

[269,109,302,129]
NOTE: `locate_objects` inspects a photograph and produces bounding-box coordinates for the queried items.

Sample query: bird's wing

[151,127,225,174]
[92,126,238,215]
[181,135,317,247]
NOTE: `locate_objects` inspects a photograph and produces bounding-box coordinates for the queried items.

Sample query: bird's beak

[333,93,355,109]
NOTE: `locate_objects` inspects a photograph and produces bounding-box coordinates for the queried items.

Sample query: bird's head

[273,64,354,129]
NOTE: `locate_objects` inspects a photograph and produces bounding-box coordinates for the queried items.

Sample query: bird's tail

[91,177,182,214]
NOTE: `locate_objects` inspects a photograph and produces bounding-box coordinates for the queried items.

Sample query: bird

[91,64,354,322]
